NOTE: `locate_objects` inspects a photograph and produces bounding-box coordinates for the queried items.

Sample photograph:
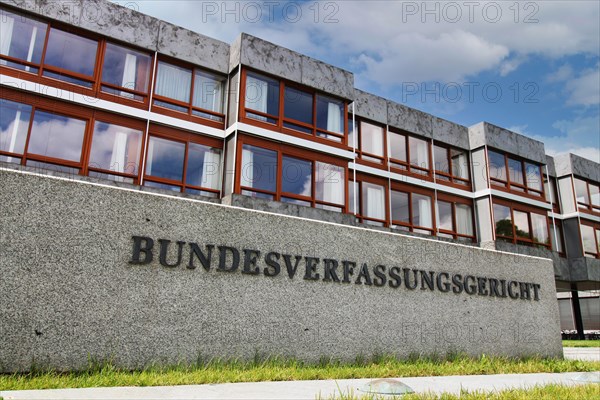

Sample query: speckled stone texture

[387,102,432,138]
[0,169,562,372]
[554,153,600,181]
[469,122,546,164]
[432,117,469,150]
[354,89,388,124]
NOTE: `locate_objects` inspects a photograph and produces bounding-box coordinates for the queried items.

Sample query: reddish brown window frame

[493,198,551,249]
[388,128,433,181]
[350,173,389,226]
[235,134,348,211]
[436,193,476,242]
[433,142,471,189]
[579,221,600,259]
[390,181,435,236]
[0,87,147,181]
[0,5,155,110]
[549,219,566,257]
[151,56,226,130]
[487,148,545,200]
[355,118,387,168]
[544,175,561,213]
[573,177,600,216]
[239,68,349,148]
[143,124,223,196]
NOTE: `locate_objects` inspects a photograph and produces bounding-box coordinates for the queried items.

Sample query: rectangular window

[488,150,507,183]
[409,136,429,173]
[88,121,143,178]
[359,121,384,164]
[315,162,345,211]
[43,28,98,87]
[488,149,543,197]
[284,86,313,129]
[192,70,225,118]
[530,213,549,245]
[245,72,280,123]
[0,8,47,72]
[574,177,600,214]
[28,110,86,163]
[391,188,434,236]
[436,198,474,241]
[282,155,312,202]
[434,143,470,186]
[493,203,513,239]
[508,158,524,189]
[493,201,549,248]
[316,95,344,138]
[391,190,410,226]
[145,134,221,197]
[0,99,32,161]
[361,181,386,226]
[549,222,564,255]
[240,144,278,199]
[154,61,192,108]
[388,131,407,168]
[580,225,599,258]
[101,43,151,101]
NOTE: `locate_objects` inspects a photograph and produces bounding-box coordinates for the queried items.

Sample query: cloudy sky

[122,0,599,162]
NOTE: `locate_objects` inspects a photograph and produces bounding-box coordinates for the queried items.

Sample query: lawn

[322,383,600,400]
[563,340,600,348]
[1,354,599,391]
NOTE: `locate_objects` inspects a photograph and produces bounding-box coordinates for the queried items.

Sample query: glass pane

[315,162,344,205]
[28,110,86,162]
[493,204,513,237]
[348,181,357,214]
[360,121,384,157]
[0,8,47,67]
[145,136,185,181]
[531,213,548,244]
[361,182,385,221]
[44,28,97,77]
[580,225,597,255]
[437,200,453,231]
[508,158,524,186]
[549,224,563,253]
[102,42,151,94]
[488,150,506,181]
[245,72,279,116]
[193,70,225,113]
[412,193,432,228]
[513,210,530,239]
[186,143,221,190]
[240,144,277,193]
[589,184,599,207]
[574,178,590,205]
[525,162,542,191]
[433,145,449,173]
[316,95,343,134]
[348,117,355,148]
[282,155,312,197]
[451,149,468,179]
[391,190,410,224]
[155,62,192,103]
[0,99,31,155]
[389,131,406,162]
[284,86,313,125]
[545,177,558,204]
[88,121,142,175]
[409,136,429,169]
[456,204,473,236]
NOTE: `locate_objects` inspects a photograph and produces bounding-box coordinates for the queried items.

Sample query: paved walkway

[2,349,598,400]
[2,372,598,400]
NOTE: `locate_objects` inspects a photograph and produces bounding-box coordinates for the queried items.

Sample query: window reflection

[28,110,86,162]
[102,43,151,99]
[0,99,32,157]
[145,136,185,181]
[0,8,47,72]
[240,144,277,195]
[43,28,98,86]
[88,121,142,176]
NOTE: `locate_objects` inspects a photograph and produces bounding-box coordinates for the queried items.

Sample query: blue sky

[120,0,599,162]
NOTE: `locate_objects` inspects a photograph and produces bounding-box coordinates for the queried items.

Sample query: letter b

[130,236,154,265]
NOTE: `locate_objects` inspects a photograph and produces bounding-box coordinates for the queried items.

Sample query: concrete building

[0,0,598,358]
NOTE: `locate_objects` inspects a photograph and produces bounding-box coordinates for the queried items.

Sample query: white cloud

[529,116,600,162]
[566,65,600,106]
[499,56,526,77]
[546,65,574,83]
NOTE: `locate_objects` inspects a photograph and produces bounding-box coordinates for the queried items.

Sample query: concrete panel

[223,135,236,196]
[229,34,242,72]
[0,169,562,372]
[157,22,230,74]
[546,156,556,178]
[76,0,160,51]
[553,154,572,178]
[432,117,469,150]
[474,197,493,243]
[353,89,387,125]
[239,34,302,83]
[569,154,600,182]
[387,102,432,138]
[5,0,83,25]
[482,123,546,164]
[471,149,489,191]
[227,70,240,128]
[557,177,576,214]
[300,56,354,100]
[563,217,583,258]
[468,122,486,150]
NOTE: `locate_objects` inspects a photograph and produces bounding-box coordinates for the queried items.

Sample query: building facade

[0,0,598,338]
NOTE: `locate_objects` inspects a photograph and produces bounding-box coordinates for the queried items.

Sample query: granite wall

[0,168,563,372]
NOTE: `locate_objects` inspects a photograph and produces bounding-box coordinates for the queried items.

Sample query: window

[433,144,470,186]
[549,221,564,256]
[574,177,600,214]
[101,43,151,101]
[436,196,475,241]
[388,130,431,176]
[390,187,434,235]
[493,201,549,248]
[88,121,143,183]
[27,110,86,164]
[487,149,544,197]
[238,138,346,210]
[0,8,47,73]
[153,60,225,123]
[0,99,32,163]
[145,131,222,197]
[43,28,99,87]
[242,69,347,144]
[544,176,560,213]
[580,224,600,258]
[358,120,385,164]
[354,180,386,226]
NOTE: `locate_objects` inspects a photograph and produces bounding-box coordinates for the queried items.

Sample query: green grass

[563,340,600,348]
[1,354,599,391]
[322,384,600,400]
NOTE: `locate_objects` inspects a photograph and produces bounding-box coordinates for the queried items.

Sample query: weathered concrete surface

[0,167,562,373]
[387,101,432,138]
[432,117,469,150]
[353,89,388,125]
[468,122,546,164]
[554,153,600,181]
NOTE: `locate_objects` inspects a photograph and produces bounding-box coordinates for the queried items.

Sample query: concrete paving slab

[2,372,597,400]
[564,347,600,361]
